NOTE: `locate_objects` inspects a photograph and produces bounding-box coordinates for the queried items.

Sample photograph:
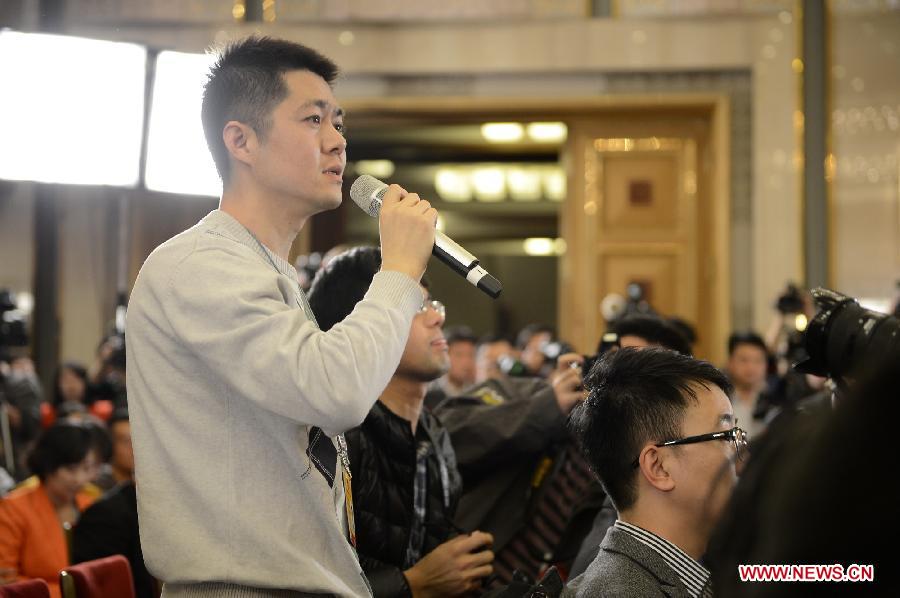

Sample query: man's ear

[637,445,676,493]
[222,120,258,169]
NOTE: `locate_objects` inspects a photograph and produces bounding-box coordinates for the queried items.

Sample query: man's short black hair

[727,332,768,357]
[445,326,477,347]
[26,422,95,480]
[201,36,339,184]
[570,347,733,512]
[609,315,692,356]
[515,324,555,350]
[307,246,430,332]
[476,333,513,349]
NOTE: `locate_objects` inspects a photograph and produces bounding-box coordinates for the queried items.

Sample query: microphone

[349,175,503,299]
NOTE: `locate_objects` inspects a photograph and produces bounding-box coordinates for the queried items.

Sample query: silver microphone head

[349,174,388,218]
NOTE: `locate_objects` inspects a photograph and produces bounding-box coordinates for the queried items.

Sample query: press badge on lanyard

[336,434,357,548]
[243,225,359,548]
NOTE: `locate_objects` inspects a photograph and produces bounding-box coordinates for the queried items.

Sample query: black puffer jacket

[345,401,463,598]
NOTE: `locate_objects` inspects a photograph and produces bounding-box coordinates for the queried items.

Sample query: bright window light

[145,51,221,197]
[526,122,567,143]
[481,123,524,143]
[471,167,506,202]
[0,32,146,186]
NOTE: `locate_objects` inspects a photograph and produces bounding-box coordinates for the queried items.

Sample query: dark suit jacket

[72,482,157,598]
[564,526,693,598]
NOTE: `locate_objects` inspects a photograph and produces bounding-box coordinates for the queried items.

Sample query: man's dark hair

[515,324,555,350]
[201,36,339,184]
[667,317,697,347]
[26,422,96,480]
[307,246,430,332]
[570,347,733,511]
[476,333,513,350]
[727,331,768,357]
[609,315,692,356]
[445,326,477,347]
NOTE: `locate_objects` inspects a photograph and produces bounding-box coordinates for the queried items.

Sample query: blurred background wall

[0,0,897,387]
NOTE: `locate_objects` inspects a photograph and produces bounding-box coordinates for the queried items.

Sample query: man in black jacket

[308,247,493,597]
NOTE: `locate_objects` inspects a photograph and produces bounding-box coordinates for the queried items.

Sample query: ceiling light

[481,122,524,143]
[523,238,555,256]
[543,168,567,201]
[526,122,567,143]
[507,168,542,202]
[471,167,506,202]
[354,159,395,179]
[434,168,472,202]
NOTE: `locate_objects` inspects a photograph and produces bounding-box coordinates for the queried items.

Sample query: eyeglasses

[631,421,750,468]
[420,299,446,319]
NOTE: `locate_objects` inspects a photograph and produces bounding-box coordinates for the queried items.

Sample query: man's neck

[620,505,707,561]
[379,376,428,434]
[734,384,761,405]
[220,185,307,261]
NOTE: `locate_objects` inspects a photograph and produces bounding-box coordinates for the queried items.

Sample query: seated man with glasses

[565,347,744,598]
[307,246,494,598]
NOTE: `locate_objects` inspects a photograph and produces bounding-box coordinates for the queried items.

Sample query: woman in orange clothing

[0,422,99,598]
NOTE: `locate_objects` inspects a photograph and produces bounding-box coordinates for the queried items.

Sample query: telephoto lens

[797,288,900,383]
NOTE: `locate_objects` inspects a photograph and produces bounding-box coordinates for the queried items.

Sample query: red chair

[0,579,51,598]
[59,555,135,598]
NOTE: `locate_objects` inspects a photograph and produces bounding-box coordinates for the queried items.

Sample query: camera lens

[797,288,900,381]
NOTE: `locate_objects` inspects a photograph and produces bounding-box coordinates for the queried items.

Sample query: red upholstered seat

[59,555,135,598]
[0,578,52,598]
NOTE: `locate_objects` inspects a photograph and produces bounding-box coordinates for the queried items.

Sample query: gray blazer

[564,526,693,597]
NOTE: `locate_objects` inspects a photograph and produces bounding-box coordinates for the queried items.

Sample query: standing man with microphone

[126,36,437,597]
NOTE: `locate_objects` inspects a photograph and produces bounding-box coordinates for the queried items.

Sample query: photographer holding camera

[435,346,593,586]
[1,290,42,481]
[706,289,900,595]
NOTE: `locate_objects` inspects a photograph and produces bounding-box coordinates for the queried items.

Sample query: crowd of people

[1,35,895,597]
[4,277,887,597]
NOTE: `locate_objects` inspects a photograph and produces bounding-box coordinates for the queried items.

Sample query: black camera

[796,288,900,383]
[775,283,805,315]
[0,290,29,358]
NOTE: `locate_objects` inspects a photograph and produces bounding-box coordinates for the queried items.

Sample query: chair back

[0,578,52,598]
[59,555,136,598]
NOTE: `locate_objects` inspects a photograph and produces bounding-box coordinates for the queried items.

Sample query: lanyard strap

[242,225,354,545]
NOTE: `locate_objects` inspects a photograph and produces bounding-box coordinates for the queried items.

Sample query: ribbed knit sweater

[126,210,422,597]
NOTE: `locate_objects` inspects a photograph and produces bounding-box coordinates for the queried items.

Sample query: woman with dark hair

[0,423,99,598]
[53,362,89,408]
[42,363,113,426]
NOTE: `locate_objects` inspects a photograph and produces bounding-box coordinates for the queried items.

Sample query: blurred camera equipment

[497,354,529,377]
[1,289,30,474]
[796,288,900,385]
[775,283,806,315]
[0,290,29,357]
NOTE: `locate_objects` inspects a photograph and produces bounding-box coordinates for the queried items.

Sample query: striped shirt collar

[614,520,712,598]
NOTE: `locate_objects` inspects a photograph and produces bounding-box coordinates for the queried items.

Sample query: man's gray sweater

[126,210,422,597]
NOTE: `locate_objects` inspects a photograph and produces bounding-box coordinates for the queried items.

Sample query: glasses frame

[630,421,749,469]
[420,298,446,319]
